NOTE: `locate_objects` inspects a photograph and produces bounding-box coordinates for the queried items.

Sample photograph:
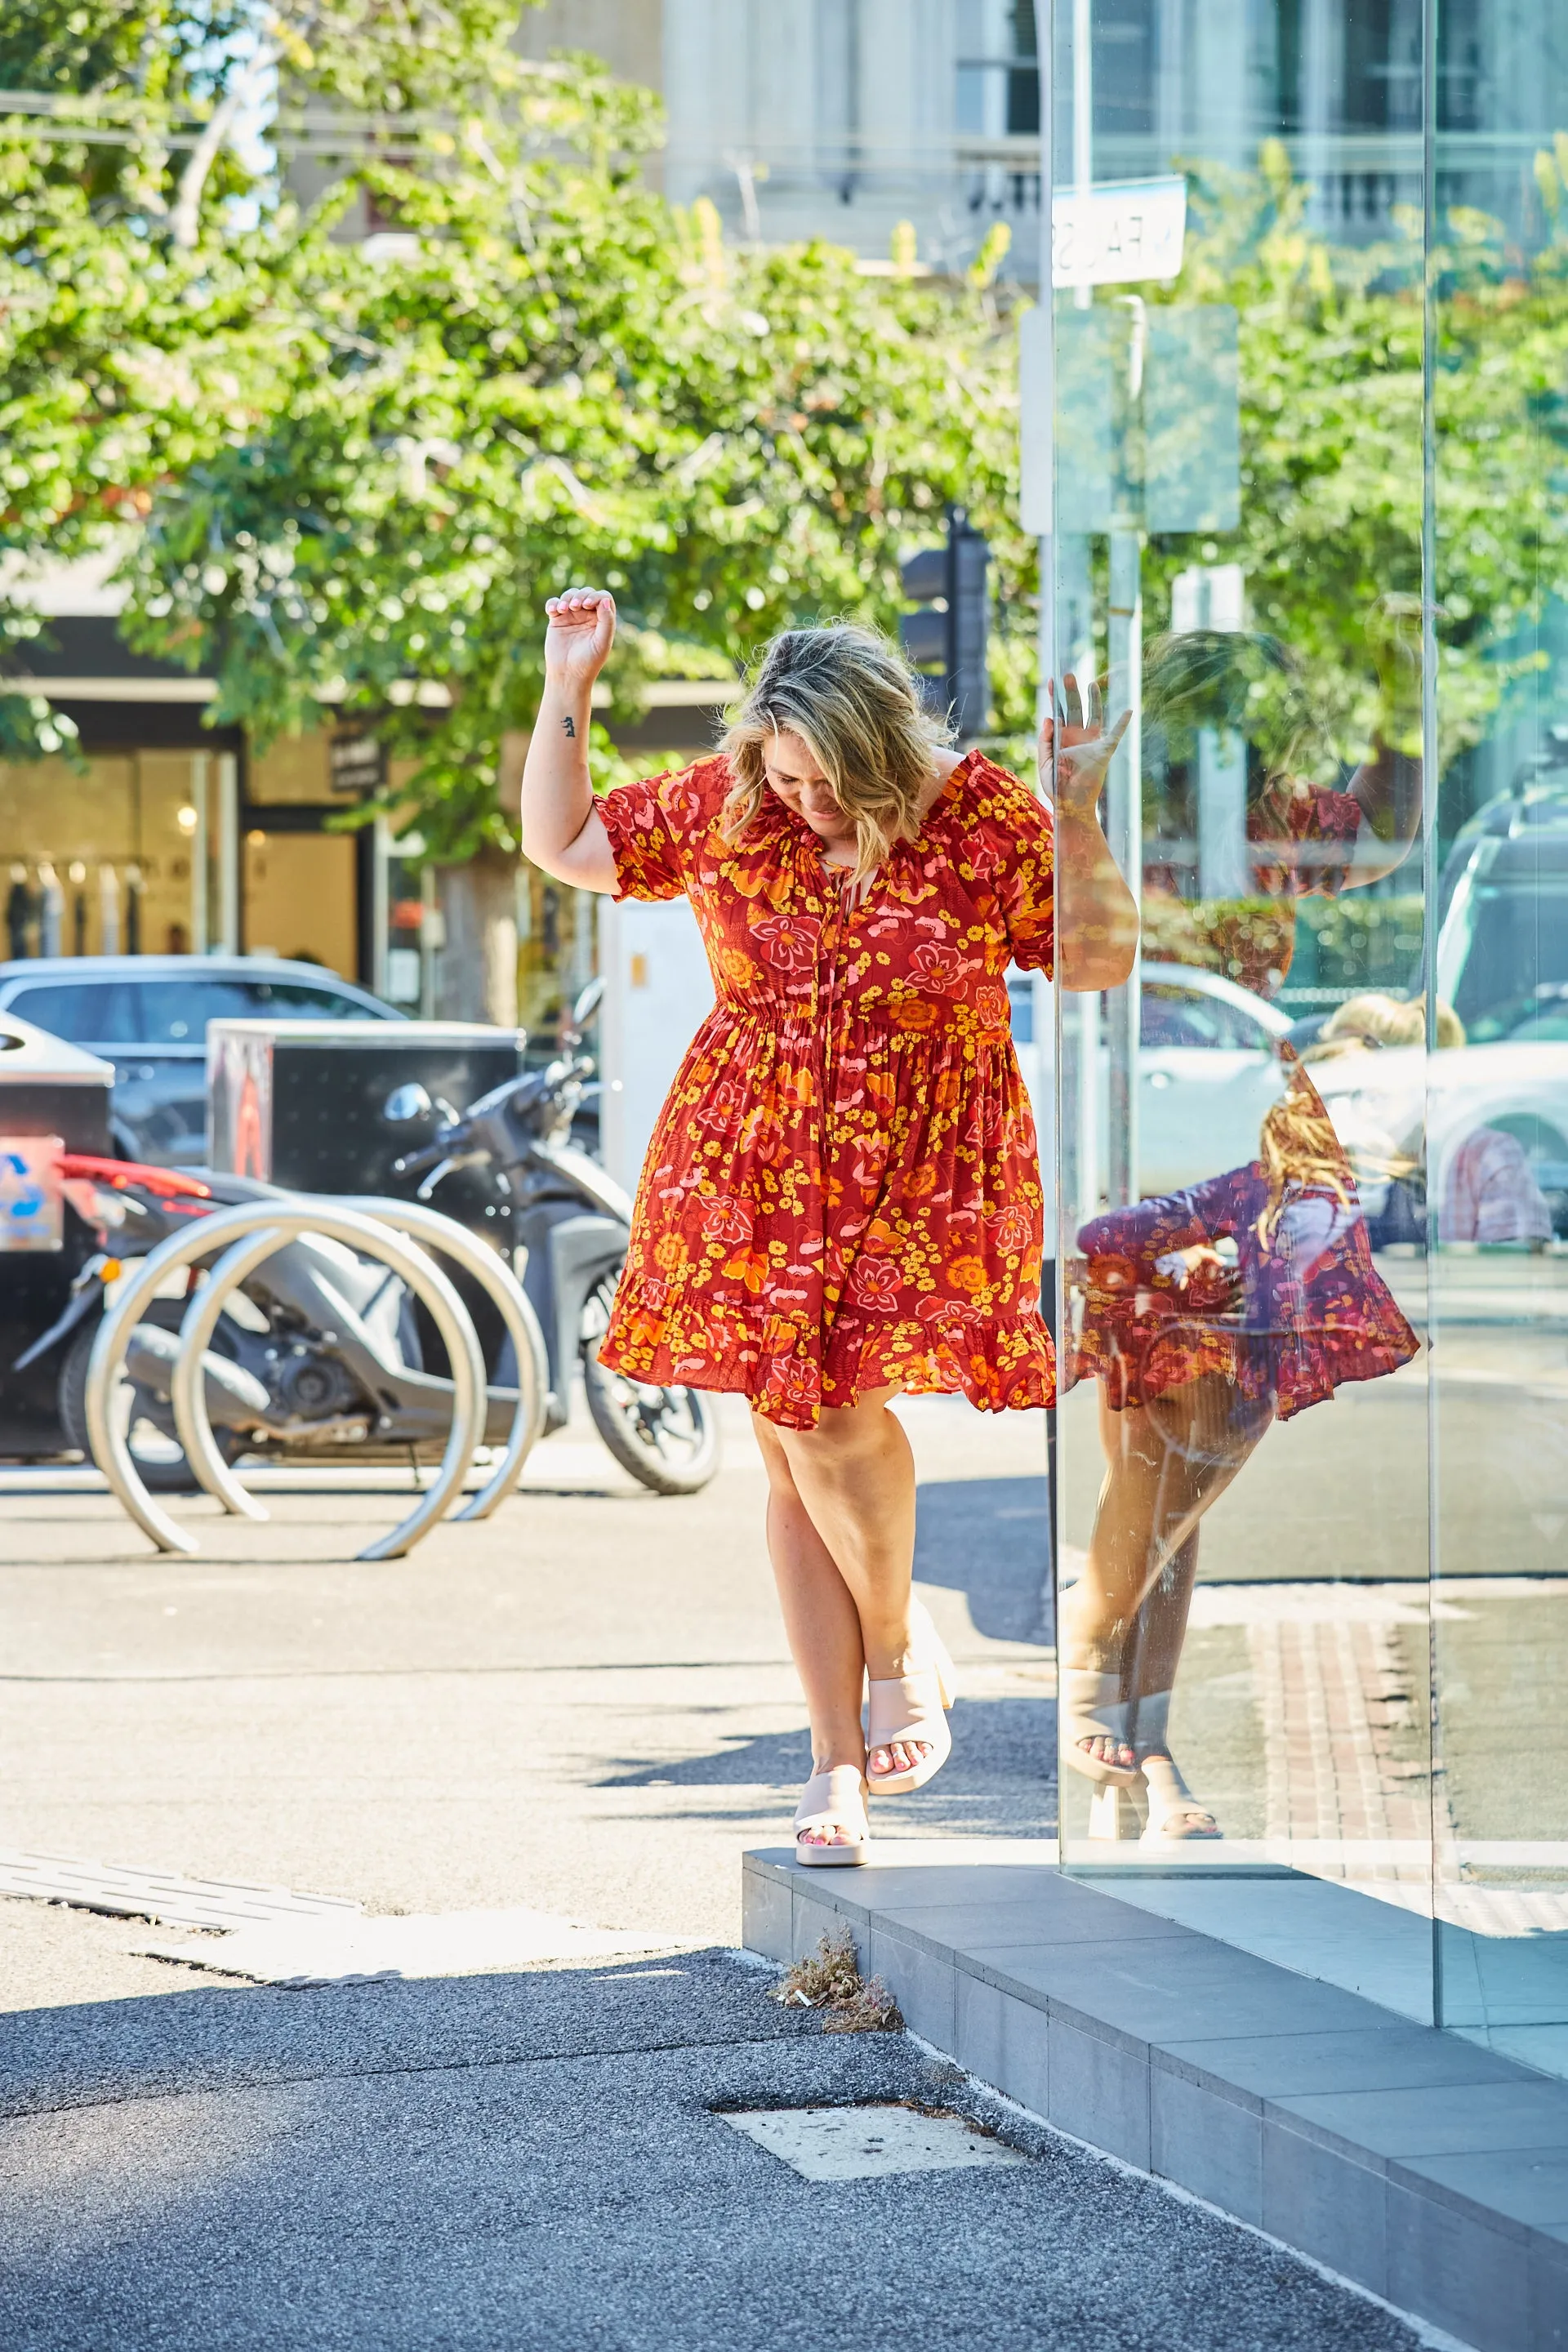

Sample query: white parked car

[1312,1040,1568,1241]
[1009,960,1293,1208]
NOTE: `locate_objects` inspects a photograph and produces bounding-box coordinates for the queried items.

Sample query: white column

[215,752,239,952]
[189,751,209,954]
[1197,729,1250,900]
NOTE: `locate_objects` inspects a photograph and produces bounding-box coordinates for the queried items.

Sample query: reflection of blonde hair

[1304,992,1464,1061]
[1256,1050,1356,1250]
[719,623,951,887]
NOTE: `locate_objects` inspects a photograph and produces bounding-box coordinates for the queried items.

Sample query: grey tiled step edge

[742,1845,1568,2352]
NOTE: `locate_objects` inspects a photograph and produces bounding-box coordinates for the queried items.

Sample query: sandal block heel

[866,1607,956,1796]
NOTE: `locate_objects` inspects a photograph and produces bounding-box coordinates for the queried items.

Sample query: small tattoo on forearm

[561,715,577,737]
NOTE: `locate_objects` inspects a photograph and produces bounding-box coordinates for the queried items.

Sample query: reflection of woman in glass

[1308,993,1553,1247]
[1063,1056,1418,1835]
[1058,608,1423,1838]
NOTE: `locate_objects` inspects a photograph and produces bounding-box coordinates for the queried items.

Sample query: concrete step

[743,1842,1568,2352]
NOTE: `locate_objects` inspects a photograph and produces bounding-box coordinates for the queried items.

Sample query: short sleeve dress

[596,749,1057,1429]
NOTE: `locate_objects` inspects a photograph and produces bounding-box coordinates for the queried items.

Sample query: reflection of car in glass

[0,956,404,1168]
[1137,964,1293,1195]
[1009,961,1292,1199]
[1314,1040,1568,1242]
[1435,744,1568,1045]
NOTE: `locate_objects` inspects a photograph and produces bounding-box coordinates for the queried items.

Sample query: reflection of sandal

[793,1766,870,1866]
[866,1608,956,1794]
[1134,1693,1222,1840]
[1060,1668,1140,1787]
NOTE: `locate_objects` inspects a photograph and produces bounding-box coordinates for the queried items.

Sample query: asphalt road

[0,1951,1431,2352]
[0,1392,1059,2009]
[0,1388,1522,2346]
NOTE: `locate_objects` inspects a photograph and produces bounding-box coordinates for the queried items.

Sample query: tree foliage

[1141,139,1568,780]
[6,2,1566,853]
[109,71,1026,853]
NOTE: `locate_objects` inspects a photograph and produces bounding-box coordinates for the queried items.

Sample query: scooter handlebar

[392,1138,453,1178]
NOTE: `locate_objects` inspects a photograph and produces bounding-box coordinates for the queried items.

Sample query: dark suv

[0,955,405,1165]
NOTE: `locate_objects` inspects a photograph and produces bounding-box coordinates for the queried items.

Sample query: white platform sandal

[793,1766,871,1866]
[1135,1692,1222,1841]
[1059,1668,1141,1787]
[866,1605,956,1795]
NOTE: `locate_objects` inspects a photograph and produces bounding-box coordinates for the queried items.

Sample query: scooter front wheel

[58,1319,251,1494]
[581,1344,720,1496]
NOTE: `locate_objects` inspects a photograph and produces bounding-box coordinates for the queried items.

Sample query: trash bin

[0,1011,114,1454]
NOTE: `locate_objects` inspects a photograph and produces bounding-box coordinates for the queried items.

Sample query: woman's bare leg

[1058,1374,1271,1772]
[752,1414,868,1829]
[754,1388,933,1814]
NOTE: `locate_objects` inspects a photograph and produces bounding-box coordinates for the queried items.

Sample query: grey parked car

[0,956,405,1166]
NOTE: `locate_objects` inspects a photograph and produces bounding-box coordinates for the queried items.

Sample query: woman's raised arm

[1041,675,1141,993]
[517,588,620,893]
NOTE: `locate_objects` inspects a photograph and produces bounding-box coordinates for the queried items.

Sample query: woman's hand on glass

[544,586,617,688]
[1038,671,1131,820]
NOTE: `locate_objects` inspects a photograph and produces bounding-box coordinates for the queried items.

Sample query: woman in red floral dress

[521,589,1137,1862]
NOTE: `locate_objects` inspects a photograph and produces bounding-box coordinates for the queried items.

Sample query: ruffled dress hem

[1070,1314,1417,1421]
[599,1279,1057,1431]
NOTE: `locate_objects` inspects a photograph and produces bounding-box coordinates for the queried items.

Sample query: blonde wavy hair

[719,622,953,886]
[1255,1049,1356,1250]
[1303,991,1465,1060]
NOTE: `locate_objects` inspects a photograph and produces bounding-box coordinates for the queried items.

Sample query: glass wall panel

[1050,0,1436,2026]
[1430,1,1568,2078]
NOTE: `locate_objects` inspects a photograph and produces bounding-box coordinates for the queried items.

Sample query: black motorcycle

[388,980,719,1496]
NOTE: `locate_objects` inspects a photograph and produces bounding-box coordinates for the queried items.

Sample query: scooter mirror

[570,976,605,1031]
[383,1082,434,1124]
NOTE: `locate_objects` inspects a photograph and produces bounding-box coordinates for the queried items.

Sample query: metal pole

[1104,299,1147,1209]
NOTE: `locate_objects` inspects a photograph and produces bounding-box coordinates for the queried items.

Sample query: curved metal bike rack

[171,1195,546,1529]
[339,1198,549,1522]
[84,1201,484,1562]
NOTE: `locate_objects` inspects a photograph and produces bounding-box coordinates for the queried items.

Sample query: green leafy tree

[0,0,528,758]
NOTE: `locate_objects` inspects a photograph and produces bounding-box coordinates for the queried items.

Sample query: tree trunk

[434,844,519,1026]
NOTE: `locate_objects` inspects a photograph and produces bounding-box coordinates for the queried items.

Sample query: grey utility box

[206,1019,524,1200]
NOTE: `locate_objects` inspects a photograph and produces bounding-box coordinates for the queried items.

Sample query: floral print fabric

[1071,1047,1419,1423]
[596,750,1057,1429]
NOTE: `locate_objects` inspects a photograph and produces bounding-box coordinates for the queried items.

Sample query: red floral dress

[596,750,1057,1429]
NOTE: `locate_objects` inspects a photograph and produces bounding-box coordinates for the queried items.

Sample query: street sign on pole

[1050,176,1186,289]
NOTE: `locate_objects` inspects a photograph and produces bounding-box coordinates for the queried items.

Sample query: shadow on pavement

[913,1476,1052,1646]
[598,1699,1058,1838]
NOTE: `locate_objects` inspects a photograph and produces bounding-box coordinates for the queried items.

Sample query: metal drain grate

[0,1849,362,1931]
[718,2103,1030,2181]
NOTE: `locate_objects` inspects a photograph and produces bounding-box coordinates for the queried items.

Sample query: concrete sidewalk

[0,1949,1436,2352]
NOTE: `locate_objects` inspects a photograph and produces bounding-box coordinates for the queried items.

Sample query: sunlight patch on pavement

[136,1907,702,1984]
[719,2103,1030,2181]
[0,1846,696,1986]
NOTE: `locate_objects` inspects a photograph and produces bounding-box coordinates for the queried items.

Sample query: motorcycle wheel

[58,1321,251,1494]
[579,1280,719,1494]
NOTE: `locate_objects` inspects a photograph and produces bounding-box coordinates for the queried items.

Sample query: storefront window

[1048,0,1568,2068]
[0,749,236,965]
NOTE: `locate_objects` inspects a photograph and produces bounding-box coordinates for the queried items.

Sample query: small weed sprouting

[772,1928,903,2034]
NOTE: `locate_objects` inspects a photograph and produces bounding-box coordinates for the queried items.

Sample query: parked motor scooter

[388,979,719,1496]
[11,1152,549,1491]
[8,1154,284,1486]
